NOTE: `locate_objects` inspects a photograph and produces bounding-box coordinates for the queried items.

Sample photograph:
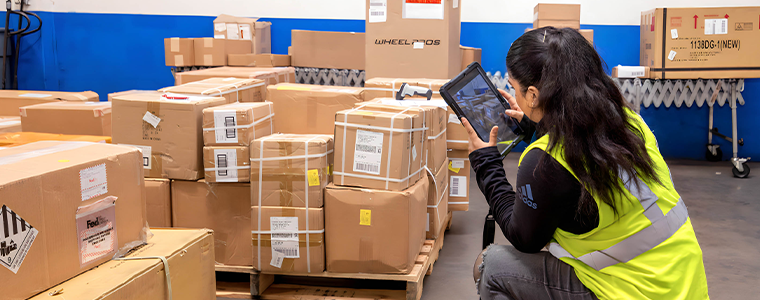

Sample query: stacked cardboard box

[174,66,295,87]
[0,90,97,116]
[0,132,111,147]
[529,4,593,44]
[229,54,291,67]
[213,14,272,54]
[291,30,365,70]
[159,77,267,103]
[20,101,112,136]
[250,134,333,273]
[164,38,195,67]
[267,83,365,135]
[447,149,471,211]
[461,45,483,71]
[146,178,172,227]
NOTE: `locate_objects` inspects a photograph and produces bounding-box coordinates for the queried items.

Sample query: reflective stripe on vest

[548,172,690,271]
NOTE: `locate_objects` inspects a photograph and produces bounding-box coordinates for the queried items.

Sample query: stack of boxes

[529,4,593,45]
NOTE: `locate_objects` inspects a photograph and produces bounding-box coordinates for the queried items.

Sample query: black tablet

[440,62,525,157]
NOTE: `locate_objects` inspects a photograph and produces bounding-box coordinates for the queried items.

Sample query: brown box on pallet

[29,229,216,300]
[213,14,272,54]
[19,101,112,136]
[268,83,364,135]
[365,0,461,79]
[203,146,250,182]
[202,102,274,146]
[171,179,252,266]
[427,158,449,239]
[159,77,267,103]
[325,174,428,274]
[146,178,172,227]
[448,149,470,211]
[229,54,291,67]
[111,91,230,180]
[251,206,325,273]
[251,134,333,208]
[642,6,760,79]
[193,38,252,66]
[291,30,365,70]
[0,116,20,133]
[533,3,581,29]
[174,66,295,87]
[0,142,148,300]
[334,107,421,191]
[363,78,447,101]
[461,46,482,71]
[0,90,98,116]
[164,38,195,67]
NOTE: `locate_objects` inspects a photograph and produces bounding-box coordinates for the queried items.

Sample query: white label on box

[453,0,458,8]
[369,0,387,23]
[448,113,461,124]
[412,145,417,161]
[80,163,108,201]
[76,197,117,265]
[353,129,384,175]
[616,66,646,78]
[668,50,677,61]
[213,148,239,182]
[226,23,240,40]
[671,29,678,39]
[174,55,184,66]
[142,111,161,128]
[119,144,151,169]
[239,24,252,40]
[403,1,444,20]
[214,34,225,39]
[413,42,424,49]
[270,250,285,268]
[705,19,728,35]
[0,205,38,274]
[18,93,51,98]
[214,23,226,32]
[451,159,465,169]
[272,240,299,259]
[213,110,239,144]
[270,217,299,241]
[450,176,467,197]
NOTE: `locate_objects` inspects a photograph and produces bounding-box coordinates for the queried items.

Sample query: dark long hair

[507,27,659,217]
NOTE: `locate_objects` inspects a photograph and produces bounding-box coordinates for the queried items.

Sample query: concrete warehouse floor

[421,156,760,300]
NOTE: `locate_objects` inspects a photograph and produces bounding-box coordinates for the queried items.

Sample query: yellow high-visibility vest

[518,109,709,299]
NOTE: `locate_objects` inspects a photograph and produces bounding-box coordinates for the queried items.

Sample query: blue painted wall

[12,12,759,160]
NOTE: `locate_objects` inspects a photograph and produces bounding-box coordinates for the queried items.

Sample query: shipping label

[353,130,384,175]
[80,163,108,201]
[704,19,728,35]
[213,148,239,182]
[403,0,444,20]
[0,205,38,274]
[76,197,117,266]
[213,110,239,144]
[369,0,387,23]
[120,144,151,170]
[450,176,467,197]
[270,217,299,258]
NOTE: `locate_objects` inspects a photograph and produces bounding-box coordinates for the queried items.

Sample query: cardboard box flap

[111,90,227,110]
[159,78,265,95]
[0,90,98,102]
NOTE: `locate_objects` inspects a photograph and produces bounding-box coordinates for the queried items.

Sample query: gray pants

[475,244,599,300]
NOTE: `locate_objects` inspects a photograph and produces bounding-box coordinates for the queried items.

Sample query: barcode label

[632,71,645,76]
[213,110,238,143]
[272,240,299,259]
[450,176,467,197]
[224,116,236,139]
[213,149,238,182]
[353,129,383,175]
[369,0,387,23]
[705,19,728,35]
[354,162,380,174]
[272,233,298,240]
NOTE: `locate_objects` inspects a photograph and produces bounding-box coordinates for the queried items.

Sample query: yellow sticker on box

[355,111,374,116]
[448,161,461,173]
[307,169,320,186]
[277,85,312,91]
[360,209,371,226]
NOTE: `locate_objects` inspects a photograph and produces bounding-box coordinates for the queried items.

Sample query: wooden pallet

[216,212,452,300]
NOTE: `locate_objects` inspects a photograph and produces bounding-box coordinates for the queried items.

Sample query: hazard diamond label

[0,205,38,274]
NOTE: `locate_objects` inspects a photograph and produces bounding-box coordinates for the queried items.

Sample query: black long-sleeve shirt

[470,120,599,253]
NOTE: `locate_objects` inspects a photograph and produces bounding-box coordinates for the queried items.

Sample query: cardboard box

[365,0,461,79]
[533,19,581,29]
[159,77,267,103]
[363,78,448,101]
[334,107,422,191]
[111,91,230,180]
[202,102,274,146]
[612,66,651,78]
[213,14,272,54]
[145,178,172,227]
[251,206,325,273]
[291,30,365,70]
[193,38,252,66]
[251,134,333,208]
[0,116,20,133]
[29,229,216,300]
[268,83,364,134]
[0,142,148,299]
[448,149,470,211]
[427,158,448,239]
[461,46,482,71]
[204,146,250,182]
[0,90,98,116]
[164,37,195,67]
[642,6,760,79]
[172,179,252,266]
[19,101,112,136]
[446,106,468,150]
[0,132,111,148]
[579,29,594,44]
[175,66,295,86]
[229,54,292,67]
[324,174,428,274]
[533,3,581,21]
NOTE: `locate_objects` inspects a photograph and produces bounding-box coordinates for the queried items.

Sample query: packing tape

[170,37,180,52]
[113,256,173,300]
[174,55,184,66]
[256,134,279,270]
[204,54,213,66]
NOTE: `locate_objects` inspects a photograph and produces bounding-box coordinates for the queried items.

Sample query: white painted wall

[28,0,760,25]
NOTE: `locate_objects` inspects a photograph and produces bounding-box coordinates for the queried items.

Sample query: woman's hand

[462,118,498,154]
[500,89,524,123]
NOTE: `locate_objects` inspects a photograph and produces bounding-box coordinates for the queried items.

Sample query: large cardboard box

[448,149,470,211]
[164,37,195,67]
[213,14,272,54]
[291,30,365,70]
[175,66,295,87]
[159,77,267,103]
[325,174,428,274]
[204,146,250,182]
[0,142,148,299]
[641,6,760,79]
[461,46,482,71]
[365,0,461,79]
[0,90,98,116]
[193,38,252,66]
[29,229,216,300]
[251,206,325,273]
[427,158,448,239]
[363,78,447,101]
[0,132,111,148]
[334,107,422,191]
[229,54,291,67]
[612,66,651,78]
[172,180,252,266]
[146,178,172,227]
[111,91,230,180]
[579,29,594,44]
[251,134,333,208]
[19,101,112,136]
[202,102,274,146]
[268,83,364,134]
[0,116,20,133]
[533,4,581,29]
[533,19,581,30]
[446,106,468,150]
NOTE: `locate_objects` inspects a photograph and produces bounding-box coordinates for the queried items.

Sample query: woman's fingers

[461,118,480,141]
[505,109,524,122]
[488,126,499,147]
[499,89,522,112]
